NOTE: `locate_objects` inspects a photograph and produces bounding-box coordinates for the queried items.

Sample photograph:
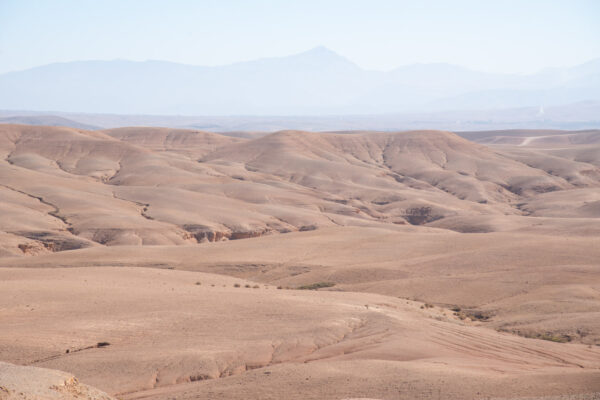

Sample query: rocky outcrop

[183,225,273,242]
[17,242,48,256]
[403,206,443,225]
[15,231,93,252]
[0,362,115,400]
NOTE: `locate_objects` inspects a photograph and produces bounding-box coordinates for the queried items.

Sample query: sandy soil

[0,125,599,399]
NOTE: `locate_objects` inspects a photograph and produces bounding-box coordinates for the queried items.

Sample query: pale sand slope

[457,129,600,146]
[0,362,115,400]
[3,226,599,345]
[1,267,599,400]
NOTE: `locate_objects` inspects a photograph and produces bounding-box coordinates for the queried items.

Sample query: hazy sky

[1,0,599,74]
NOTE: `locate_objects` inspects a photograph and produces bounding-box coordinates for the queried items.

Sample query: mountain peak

[303,45,337,55]
[291,46,358,68]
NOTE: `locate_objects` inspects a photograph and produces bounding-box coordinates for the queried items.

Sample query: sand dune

[1,124,599,399]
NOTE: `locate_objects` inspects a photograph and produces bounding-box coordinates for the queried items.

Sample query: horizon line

[3,46,599,76]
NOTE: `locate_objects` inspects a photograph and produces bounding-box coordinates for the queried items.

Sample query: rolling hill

[1,124,599,399]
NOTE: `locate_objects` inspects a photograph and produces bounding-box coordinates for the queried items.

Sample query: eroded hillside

[2,125,598,256]
[1,125,599,399]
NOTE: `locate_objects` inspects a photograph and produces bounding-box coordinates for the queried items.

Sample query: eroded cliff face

[183,224,273,243]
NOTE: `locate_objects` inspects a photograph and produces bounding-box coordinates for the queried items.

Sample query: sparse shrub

[245,284,251,288]
[497,329,569,343]
[234,283,241,288]
[454,312,467,320]
[252,285,260,289]
[277,286,283,289]
[469,312,489,321]
[451,306,461,312]
[195,281,201,285]
[297,282,335,290]
[537,333,571,343]
[453,309,491,322]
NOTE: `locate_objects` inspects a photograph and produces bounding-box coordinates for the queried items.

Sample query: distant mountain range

[2,100,599,132]
[0,115,99,130]
[0,46,599,115]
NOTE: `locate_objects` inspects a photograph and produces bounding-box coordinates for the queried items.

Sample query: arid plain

[1,124,599,399]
